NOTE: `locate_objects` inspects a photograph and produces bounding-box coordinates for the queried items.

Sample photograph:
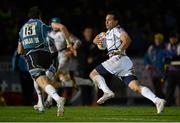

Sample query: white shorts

[102,55,135,78]
[57,50,70,72]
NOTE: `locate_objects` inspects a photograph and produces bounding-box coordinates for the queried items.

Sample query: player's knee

[36,76,49,89]
[131,86,141,94]
[128,81,141,94]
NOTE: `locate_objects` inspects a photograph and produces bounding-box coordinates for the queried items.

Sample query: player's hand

[93,32,106,45]
[65,48,77,57]
[93,36,102,45]
[65,50,74,57]
[70,49,77,57]
[66,44,76,56]
[67,43,73,49]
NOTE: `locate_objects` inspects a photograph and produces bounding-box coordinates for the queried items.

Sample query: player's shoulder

[28,19,47,28]
[113,25,125,33]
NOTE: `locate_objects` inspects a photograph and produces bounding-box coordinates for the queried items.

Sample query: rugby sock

[141,86,159,104]
[92,75,111,93]
[33,81,43,107]
[45,70,54,103]
[45,84,60,102]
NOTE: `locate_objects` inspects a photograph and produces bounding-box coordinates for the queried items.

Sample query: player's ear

[115,20,118,25]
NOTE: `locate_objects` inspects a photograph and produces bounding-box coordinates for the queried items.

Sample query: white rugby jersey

[105,25,126,56]
[48,31,67,51]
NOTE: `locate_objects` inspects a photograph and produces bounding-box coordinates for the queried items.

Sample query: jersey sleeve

[114,27,125,39]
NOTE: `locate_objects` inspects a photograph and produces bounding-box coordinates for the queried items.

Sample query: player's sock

[92,75,111,93]
[34,81,43,107]
[141,86,159,104]
[45,84,60,102]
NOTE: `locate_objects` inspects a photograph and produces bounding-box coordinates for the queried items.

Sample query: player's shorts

[57,50,70,72]
[26,50,52,79]
[95,55,137,85]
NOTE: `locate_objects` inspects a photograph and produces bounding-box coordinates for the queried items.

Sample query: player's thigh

[26,51,52,79]
[102,56,134,76]
[58,53,69,69]
[118,56,135,76]
[27,51,52,69]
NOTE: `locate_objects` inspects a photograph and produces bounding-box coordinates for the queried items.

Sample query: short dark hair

[28,6,41,19]
[106,10,120,21]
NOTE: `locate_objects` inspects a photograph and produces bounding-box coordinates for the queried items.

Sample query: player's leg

[44,80,61,108]
[33,80,44,112]
[44,67,59,108]
[57,52,75,87]
[35,75,65,116]
[59,71,74,86]
[89,65,115,104]
[35,66,60,109]
[56,53,76,103]
[58,71,75,101]
[27,52,65,116]
[119,56,165,114]
[127,78,166,114]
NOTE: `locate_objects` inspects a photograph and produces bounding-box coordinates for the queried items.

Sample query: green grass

[0,106,179,122]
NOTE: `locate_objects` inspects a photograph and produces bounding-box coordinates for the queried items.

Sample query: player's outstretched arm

[51,22,72,47]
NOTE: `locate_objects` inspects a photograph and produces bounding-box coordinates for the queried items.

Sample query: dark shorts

[95,64,137,86]
[95,64,112,76]
[26,50,52,79]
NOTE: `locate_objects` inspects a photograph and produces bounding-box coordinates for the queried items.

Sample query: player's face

[154,37,162,46]
[105,14,118,30]
[51,23,60,31]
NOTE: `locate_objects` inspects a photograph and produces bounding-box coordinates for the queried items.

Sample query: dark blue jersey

[19,19,55,55]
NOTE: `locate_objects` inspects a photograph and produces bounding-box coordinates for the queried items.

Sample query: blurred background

[0,0,180,107]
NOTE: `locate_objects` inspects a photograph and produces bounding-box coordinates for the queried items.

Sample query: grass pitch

[0,106,179,122]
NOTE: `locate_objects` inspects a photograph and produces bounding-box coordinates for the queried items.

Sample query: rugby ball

[97,32,106,50]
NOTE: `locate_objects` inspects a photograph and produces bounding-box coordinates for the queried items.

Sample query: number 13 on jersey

[23,23,36,38]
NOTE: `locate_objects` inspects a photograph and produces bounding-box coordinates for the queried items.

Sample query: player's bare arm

[114,31,132,55]
[51,22,72,47]
[119,31,132,50]
[17,42,25,54]
[51,22,77,57]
